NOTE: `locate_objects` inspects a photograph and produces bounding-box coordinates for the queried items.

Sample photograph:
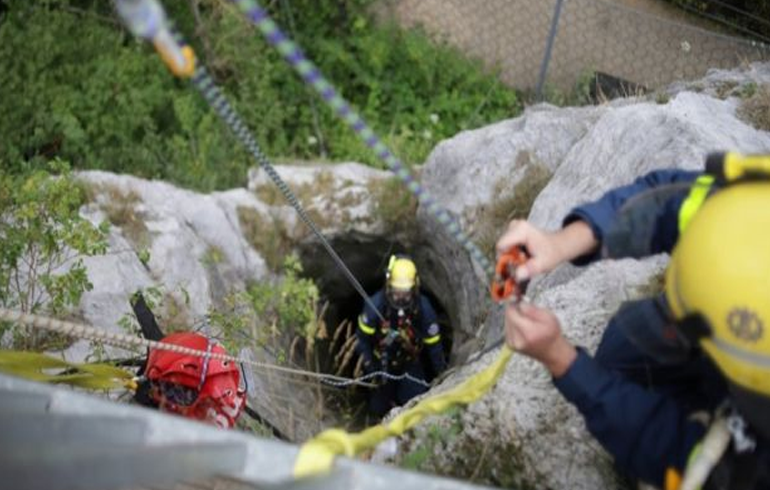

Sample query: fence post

[536,0,566,101]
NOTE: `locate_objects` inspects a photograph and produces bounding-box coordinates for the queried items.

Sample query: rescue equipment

[145,332,245,429]
[490,247,529,302]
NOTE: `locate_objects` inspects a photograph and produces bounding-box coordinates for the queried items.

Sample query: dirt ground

[376,0,770,91]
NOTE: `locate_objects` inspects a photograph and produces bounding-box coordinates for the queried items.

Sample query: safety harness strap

[678,175,715,235]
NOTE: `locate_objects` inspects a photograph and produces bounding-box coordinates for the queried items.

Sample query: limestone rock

[384,62,770,490]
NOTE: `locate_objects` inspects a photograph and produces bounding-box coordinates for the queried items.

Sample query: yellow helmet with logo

[666,177,770,437]
[386,255,419,309]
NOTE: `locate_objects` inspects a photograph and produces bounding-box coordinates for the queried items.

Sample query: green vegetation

[237,205,295,272]
[0,0,520,191]
[473,160,552,257]
[368,176,419,235]
[208,254,319,355]
[0,161,109,349]
[90,184,151,250]
[738,83,770,132]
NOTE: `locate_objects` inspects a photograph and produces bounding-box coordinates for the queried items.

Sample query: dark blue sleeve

[563,169,701,265]
[554,350,706,487]
[418,296,446,374]
[356,291,384,366]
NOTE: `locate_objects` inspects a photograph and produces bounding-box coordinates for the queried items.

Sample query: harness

[375,303,422,373]
[667,407,766,490]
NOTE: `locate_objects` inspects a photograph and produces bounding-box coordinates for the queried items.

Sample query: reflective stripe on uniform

[423,322,441,345]
[678,175,714,235]
[358,315,375,335]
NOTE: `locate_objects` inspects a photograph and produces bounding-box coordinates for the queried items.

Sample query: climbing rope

[0,307,376,388]
[320,370,430,389]
[114,0,386,325]
[229,0,494,278]
[294,346,513,477]
[113,0,507,406]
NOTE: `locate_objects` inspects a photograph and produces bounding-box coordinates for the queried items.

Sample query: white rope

[0,308,375,388]
[321,370,430,388]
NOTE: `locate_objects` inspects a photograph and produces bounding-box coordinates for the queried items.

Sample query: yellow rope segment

[293,346,513,478]
[0,350,136,391]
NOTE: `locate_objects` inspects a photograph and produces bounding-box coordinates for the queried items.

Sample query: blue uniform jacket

[555,169,710,487]
[357,290,446,376]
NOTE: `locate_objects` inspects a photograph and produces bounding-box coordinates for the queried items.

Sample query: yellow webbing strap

[0,350,136,390]
[678,175,714,235]
[293,346,513,477]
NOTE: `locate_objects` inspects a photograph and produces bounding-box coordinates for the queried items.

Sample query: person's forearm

[542,338,578,378]
[551,220,598,264]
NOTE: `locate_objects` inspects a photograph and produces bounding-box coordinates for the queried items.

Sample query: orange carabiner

[490,247,529,302]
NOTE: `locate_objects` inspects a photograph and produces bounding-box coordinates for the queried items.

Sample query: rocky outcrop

[74,163,395,441]
[58,62,770,486]
[386,62,770,489]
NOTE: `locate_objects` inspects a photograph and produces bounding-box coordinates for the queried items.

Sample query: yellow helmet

[666,180,770,436]
[386,255,419,308]
[387,255,418,290]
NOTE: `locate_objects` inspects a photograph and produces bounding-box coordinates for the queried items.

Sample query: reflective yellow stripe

[678,175,714,235]
[357,315,375,335]
[423,334,441,345]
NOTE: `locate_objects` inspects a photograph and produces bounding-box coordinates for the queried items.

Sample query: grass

[368,177,419,235]
[738,83,770,132]
[158,290,192,334]
[237,206,294,272]
[473,160,552,257]
[253,169,339,209]
[714,80,739,99]
[201,245,225,267]
[89,184,151,250]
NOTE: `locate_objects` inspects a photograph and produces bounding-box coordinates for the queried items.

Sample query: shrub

[0,0,521,190]
[738,83,770,132]
[0,160,108,349]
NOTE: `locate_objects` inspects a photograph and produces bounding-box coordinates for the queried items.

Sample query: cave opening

[294,237,454,422]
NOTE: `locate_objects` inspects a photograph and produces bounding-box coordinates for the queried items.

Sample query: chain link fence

[380,0,770,97]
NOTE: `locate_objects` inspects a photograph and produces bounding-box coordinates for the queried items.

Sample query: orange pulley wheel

[490,247,529,302]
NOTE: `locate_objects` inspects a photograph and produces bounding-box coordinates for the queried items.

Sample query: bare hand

[504,302,577,377]
[496,220,598,281]
[496,220,563,281]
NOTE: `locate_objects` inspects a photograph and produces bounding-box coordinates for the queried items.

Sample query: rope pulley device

[490,247,529,302]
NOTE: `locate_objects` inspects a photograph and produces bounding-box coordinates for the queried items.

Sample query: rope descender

[490,247,529,303]
[115,0,196,78]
